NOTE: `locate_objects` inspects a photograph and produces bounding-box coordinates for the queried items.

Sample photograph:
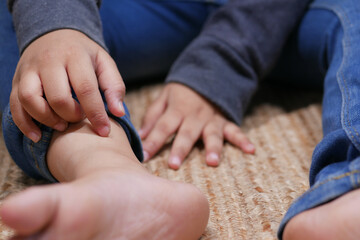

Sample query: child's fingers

[224,122,255,154]
[68,56,110,137]
[96,51,126,118]
[17,72,68,132]
[40,65,84,122]
[141,109,182,162]
[10,91,41,143]
[202,116,226,167]
[168,115,207,170]
[139,90,168,139]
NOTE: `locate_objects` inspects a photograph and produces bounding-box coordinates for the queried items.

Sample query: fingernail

[119,101,125,114]
[246,143,255,153]
[54,122,68,131]
[207,152,219,166]
[143,150,149,162]
[29,132,41,143]
[98,125,110,137]
[169,156,181,169]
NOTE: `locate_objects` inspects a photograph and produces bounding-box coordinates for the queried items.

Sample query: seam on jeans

[339,5,360,146]
[341,69,360,146]
[340,70,357,144]
[303,170,360,197]
[339,21,360,149]
[312,2,360,151]
[6,115,14,126]
[29,142,41,172]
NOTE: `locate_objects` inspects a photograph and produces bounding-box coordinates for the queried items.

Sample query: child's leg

[100,0,223,82]
[0,1,209,239]
[1,118,209,239]
[0,0,18,112]
[276,0,360,239]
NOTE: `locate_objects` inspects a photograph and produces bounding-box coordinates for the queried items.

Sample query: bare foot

[0,168,209,240]
[283,188,360,240]
[0,118,209,239]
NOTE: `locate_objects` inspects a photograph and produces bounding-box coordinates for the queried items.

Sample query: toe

[1,186,59,235]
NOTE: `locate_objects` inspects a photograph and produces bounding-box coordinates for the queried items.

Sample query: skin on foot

[0,170,209,240]
[0,119,209,240]
[283,188,360,240]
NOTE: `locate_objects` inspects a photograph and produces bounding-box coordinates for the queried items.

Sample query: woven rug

[0,84,323,240]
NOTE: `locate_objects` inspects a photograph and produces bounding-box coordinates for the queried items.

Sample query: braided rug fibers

[0,84,322,240]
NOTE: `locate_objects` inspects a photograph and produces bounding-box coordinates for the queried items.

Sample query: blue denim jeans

[276,0,360,238]
[0,0,224,182]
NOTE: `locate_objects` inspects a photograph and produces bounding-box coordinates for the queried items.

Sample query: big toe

[0,186,59,235]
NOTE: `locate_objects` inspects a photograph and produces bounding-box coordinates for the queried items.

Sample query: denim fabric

[277,0,360,238]
[0,0,17,113]
[0,0,221,182]
[100,0,223,82]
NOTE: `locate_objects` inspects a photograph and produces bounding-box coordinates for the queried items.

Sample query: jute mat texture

[0,84,323,240]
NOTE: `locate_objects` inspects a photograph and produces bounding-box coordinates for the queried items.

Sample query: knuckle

[48,94,70,108]
[233,126,243,135]
[164,110,183,124]
[87,111,107,125]
[224,123,238,135]
[66,45,78,56]
[143,140,158,153]
[63,45,83,60]
[157,121,173,136]
[9,92,18,107]
[204,123,218,135]
[18,89,35,104]
[39,49,56,63]
[235,134,248,144]
[114,82,126,94]
[171,110,183,120]
[148,100,163,113]
[104,82,126,98]
[234,129,246,138]
[39,113,57,125]
[178,129,193,140]
[195,109,206,118]
[205,129,222,140]
[77,82,96,98]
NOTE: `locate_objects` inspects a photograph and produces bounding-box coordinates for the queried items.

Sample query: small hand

[10,29,126,142]
[140,83,255,170]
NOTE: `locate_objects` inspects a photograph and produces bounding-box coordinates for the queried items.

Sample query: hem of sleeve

[12,0,106,54]
[165,35,259,125]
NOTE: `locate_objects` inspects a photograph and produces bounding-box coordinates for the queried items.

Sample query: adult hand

[140,83,255,170]
[10,29,125,142]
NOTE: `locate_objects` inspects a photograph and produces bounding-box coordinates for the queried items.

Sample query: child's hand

[140,83,255,169]
[10,29,126,142]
